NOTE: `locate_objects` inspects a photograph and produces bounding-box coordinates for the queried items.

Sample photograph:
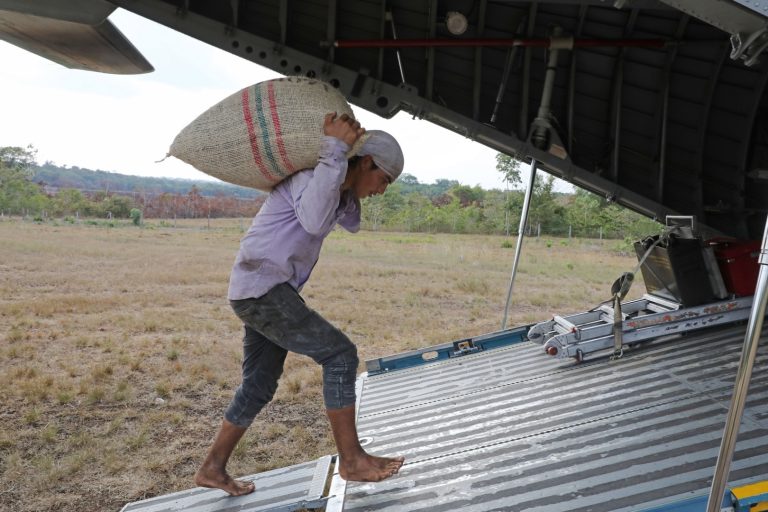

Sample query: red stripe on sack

[267,81,295,172]
[241,88,278,184]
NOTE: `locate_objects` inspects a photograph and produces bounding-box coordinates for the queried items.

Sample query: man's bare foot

[339,453,405,482]
[195,465,256,496]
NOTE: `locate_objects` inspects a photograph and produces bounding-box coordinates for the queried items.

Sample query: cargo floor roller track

[331,324,768,511]
[528,293,758,362]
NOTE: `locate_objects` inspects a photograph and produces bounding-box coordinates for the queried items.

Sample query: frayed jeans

[225,283,359,428]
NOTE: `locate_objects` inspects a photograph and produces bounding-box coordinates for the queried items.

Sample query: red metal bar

[333,38,669,49]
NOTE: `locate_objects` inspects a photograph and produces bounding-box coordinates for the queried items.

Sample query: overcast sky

[0,8,571,192]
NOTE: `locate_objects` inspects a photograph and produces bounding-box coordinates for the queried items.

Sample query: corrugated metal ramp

[121,455,332,512]
[340,325,768,511]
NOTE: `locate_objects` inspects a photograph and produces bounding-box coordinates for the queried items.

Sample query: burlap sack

[169,76,368,191]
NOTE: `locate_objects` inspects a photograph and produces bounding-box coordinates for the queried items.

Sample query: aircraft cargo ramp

[332,324,768,511]
[123,323,768,512]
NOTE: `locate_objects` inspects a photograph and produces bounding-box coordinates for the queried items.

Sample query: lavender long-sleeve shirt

[227,136,361,300]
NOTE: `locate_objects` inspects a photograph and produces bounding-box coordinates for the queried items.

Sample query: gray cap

[357,130,404,181]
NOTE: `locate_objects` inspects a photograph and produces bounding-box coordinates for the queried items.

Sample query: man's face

[353,159,392,199]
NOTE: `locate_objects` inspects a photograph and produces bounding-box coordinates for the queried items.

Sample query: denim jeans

[225,283,359,428]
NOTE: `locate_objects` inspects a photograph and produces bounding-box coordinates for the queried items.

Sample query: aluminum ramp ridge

[335,325,768,512]
[120,455,333,512]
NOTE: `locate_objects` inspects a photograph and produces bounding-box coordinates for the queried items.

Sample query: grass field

[0,218,646,511]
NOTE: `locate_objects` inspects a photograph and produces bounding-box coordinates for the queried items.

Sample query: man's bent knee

[224,410,253,429]
[224,379,279,428]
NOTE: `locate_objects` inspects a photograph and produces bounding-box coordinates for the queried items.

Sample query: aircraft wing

[0,0,152,74]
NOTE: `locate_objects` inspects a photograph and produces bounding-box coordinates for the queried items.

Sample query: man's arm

[290,136,349,235]
[290,113,364,235]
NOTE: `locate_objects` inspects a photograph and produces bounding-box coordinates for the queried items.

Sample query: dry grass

[0,218,644,511]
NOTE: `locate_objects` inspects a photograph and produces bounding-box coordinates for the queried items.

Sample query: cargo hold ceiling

[27,0,768,238]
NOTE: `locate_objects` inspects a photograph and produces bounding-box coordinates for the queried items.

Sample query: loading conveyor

[528,293,759,362]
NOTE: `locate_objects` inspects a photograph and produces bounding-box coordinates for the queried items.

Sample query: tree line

[1,145,660,239]
[360,154,660,240]
[33,161,261,199]
[0,146,263,220]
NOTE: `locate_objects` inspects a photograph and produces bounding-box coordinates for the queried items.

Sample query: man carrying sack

[195,112,405,495]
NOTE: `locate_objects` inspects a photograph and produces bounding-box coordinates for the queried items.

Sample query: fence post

[599,226,603,240]
[569,225,572,239]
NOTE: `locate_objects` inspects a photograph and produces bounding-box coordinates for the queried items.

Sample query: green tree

[600,202,661,239]
[496,153,523,235]
[496,153,522,189]
[0,145,37,171]
[439,197,466,233]
[392,192,433,232]
[480,189,509,235]
[566,188,602,236]
[527,174,567,236]
[431,178,460,197]
[130,208,143,226]
[94,195,134,218]
[364,194,386,230]
[0,145,50,216]
[398,173,419,186]
[450,184,485,207]
[51,188,87,216]
[361,182,406,230]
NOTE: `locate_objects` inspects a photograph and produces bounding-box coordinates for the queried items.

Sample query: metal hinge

[451,339,482,357]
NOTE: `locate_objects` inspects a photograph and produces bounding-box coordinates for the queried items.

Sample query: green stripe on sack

[253,84,286,178]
